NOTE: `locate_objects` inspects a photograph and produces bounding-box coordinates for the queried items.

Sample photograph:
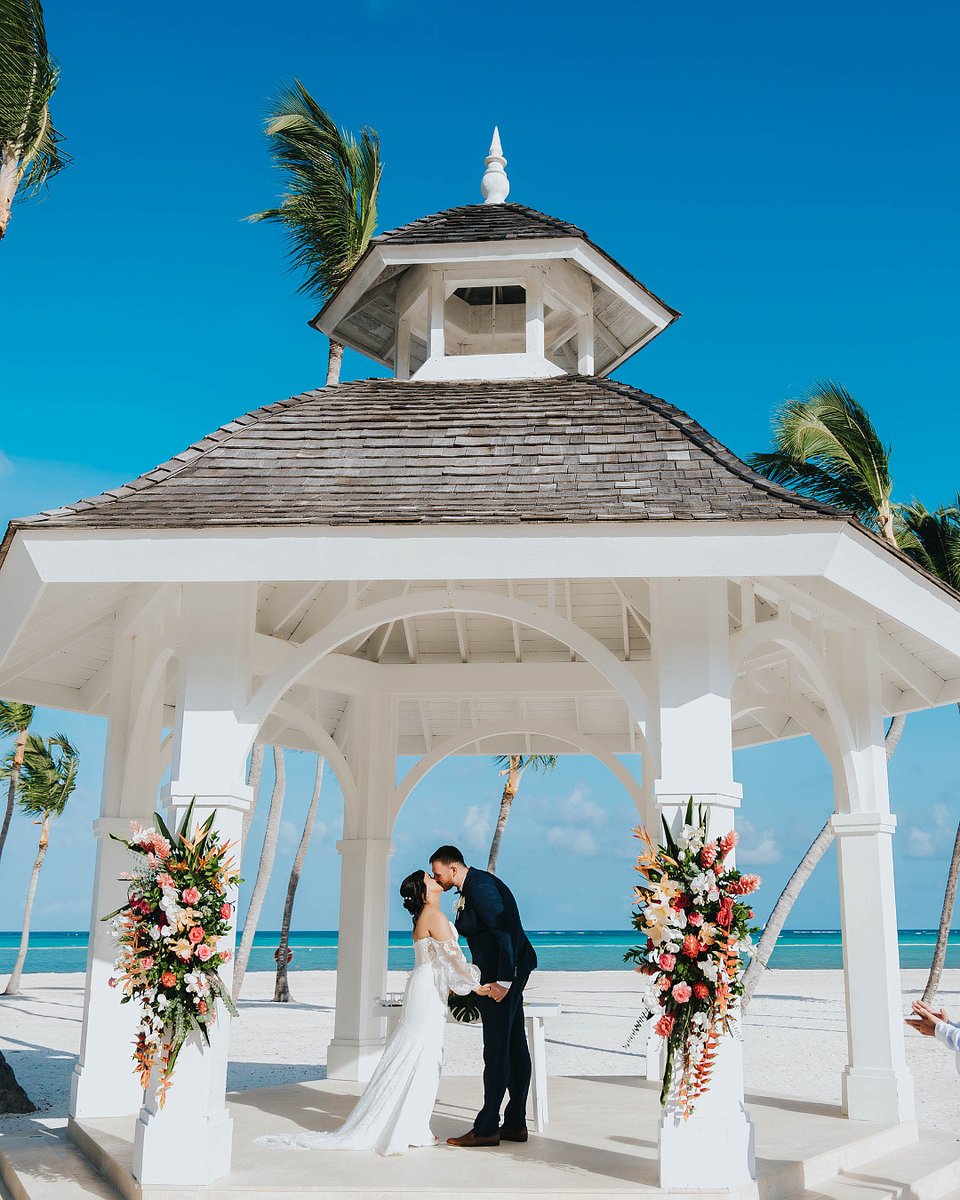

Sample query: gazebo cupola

[312,130,680,381]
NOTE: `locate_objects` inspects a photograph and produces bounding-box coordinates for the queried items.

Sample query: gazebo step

[0,1129,120,1200]
[795,1133,960,1200]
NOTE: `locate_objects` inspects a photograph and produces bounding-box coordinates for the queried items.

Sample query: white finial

[481,126,509,205]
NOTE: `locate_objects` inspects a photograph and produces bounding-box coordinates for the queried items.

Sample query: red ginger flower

[728,874,761,895]
[681,933,705,958]
[718,830,739,860]
[699,843,718,868]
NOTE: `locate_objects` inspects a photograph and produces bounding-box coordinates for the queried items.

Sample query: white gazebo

[2,134,960,1196]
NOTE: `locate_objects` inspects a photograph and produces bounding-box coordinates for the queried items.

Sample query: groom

[430,845,537,1147]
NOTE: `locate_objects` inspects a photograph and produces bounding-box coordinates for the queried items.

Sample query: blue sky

[0,0,958,933]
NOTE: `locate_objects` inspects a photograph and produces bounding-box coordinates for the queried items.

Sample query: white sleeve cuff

[496,980,512,989]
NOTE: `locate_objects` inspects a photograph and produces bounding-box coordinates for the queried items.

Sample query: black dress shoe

[499,1125,529,1142]
[447,1130,500,1147]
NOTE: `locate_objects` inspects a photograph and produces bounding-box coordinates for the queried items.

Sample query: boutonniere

[455,895,466,915]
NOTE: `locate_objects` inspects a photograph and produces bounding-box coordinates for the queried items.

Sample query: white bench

[377,998,562,1132]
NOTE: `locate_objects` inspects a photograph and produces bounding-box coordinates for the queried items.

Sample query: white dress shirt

[935,1019,960,1072]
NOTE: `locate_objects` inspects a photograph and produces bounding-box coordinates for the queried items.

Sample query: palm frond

[748,380,893,533]
[897,499,960,591]
[0,701,34,737]
[16,731,78,817]
[247,81,382,301]
[0,0,69,194]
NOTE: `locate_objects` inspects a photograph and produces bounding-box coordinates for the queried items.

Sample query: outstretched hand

[905,999,948,1037]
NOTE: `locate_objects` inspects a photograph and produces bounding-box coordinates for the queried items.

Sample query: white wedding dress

[258,935,480,1157]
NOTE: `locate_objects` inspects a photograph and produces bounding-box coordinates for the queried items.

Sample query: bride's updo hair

[400,871,428,922]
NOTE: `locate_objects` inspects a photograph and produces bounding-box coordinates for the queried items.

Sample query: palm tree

[248,82,382,385]
[0,0,68,240]
[743,382,902,1004]
[274,756,325,1003]
[899,497,960,1003]
[241,740,266,867]
[748,380,897,543]
[487,755,557,875]
[232,745,286,1000]
[0,701,34,869]
[3,732,78,995]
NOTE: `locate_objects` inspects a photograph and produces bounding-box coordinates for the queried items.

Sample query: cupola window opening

[444,281,526,357]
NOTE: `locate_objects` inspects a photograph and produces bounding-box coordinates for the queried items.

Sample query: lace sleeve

[437,938,481,996]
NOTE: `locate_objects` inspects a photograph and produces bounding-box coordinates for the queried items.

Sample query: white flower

[689,872,712,897]
[669,909,688,929]
[700,958,719,983]
[691,1011,709,1028]
[156,994,169,1011]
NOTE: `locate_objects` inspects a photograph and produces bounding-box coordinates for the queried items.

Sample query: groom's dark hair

[430,844,465,866]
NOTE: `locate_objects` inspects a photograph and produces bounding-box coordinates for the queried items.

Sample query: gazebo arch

[391,719,645,825]
[242,588,654,740]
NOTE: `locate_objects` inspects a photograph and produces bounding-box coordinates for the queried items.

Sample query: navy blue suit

[455,868,537,1135]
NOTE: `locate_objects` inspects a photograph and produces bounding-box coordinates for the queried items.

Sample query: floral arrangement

[625,798,760,1117]
[103,799,240,1106]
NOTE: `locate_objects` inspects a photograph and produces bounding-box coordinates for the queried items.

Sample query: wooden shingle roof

[374,203,587,245]
[3,377,846,540]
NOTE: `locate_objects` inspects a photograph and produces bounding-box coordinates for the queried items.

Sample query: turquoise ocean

[1,929,957,975]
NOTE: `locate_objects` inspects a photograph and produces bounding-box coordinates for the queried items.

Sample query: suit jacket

[454,867,537,984]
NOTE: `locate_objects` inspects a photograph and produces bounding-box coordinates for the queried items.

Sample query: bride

[258,869,487,1156]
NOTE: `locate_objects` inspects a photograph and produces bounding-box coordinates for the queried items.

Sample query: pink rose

[657,974,672,991]
[196,944,213,962]
[188,926,205,944]
[717,897,734,929]
[687,911,703,927]
[107,977,118,989]
[658,952,676,971]
[141,956,154,970]
[654,1014,675,1038]
[182,887,200,905]
[220,903,232,920]
[672,982,692,1004]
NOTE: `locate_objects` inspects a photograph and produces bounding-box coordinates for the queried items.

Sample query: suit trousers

[473,972,531,1136]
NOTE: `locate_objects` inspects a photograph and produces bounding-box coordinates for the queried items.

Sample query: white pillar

[71,612,169,1120]
[833,630,915,1123]
[131,583,256,1188]
[326,692,395,1082]
[649,578,755,1190]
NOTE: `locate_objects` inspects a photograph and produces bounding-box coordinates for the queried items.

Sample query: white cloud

[546,827,599,856]
[552,785,605,827]
[460,804,492,851]
[906,828,936,858]
[737,818,782,865]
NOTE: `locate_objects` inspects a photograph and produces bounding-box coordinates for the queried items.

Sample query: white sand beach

[1,968,958,1140]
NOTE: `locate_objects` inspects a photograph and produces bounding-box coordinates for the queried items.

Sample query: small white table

[377,998,562,1132]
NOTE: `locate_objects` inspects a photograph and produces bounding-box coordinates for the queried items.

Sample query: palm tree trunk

[0,1048,35,1113]
[487,757,521,875]
[742,818,834,1008]
[241,741,266,867]
[326,339,344,386]
[741,712,907,1009]
[274,757,325,1003]
[0,728,28,870]
[232,746,286,1000]
[4,814,50,995]
[922,794,960,1004]
[0,146,22,241]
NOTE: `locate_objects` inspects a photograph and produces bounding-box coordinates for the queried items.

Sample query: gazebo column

[833,630,915,1123]
[132,583,256,1188]
[71,614,168,1121]
[327,692,395,1082]
[649,578,756,1190]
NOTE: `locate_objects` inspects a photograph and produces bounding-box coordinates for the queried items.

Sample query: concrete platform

[2,1075,959,1200]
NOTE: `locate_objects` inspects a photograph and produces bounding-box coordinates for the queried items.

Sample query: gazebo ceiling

[4,573,960,762]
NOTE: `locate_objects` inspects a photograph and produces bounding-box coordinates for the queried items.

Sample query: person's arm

[907,1000,960,1072]
[469,874,516,989]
